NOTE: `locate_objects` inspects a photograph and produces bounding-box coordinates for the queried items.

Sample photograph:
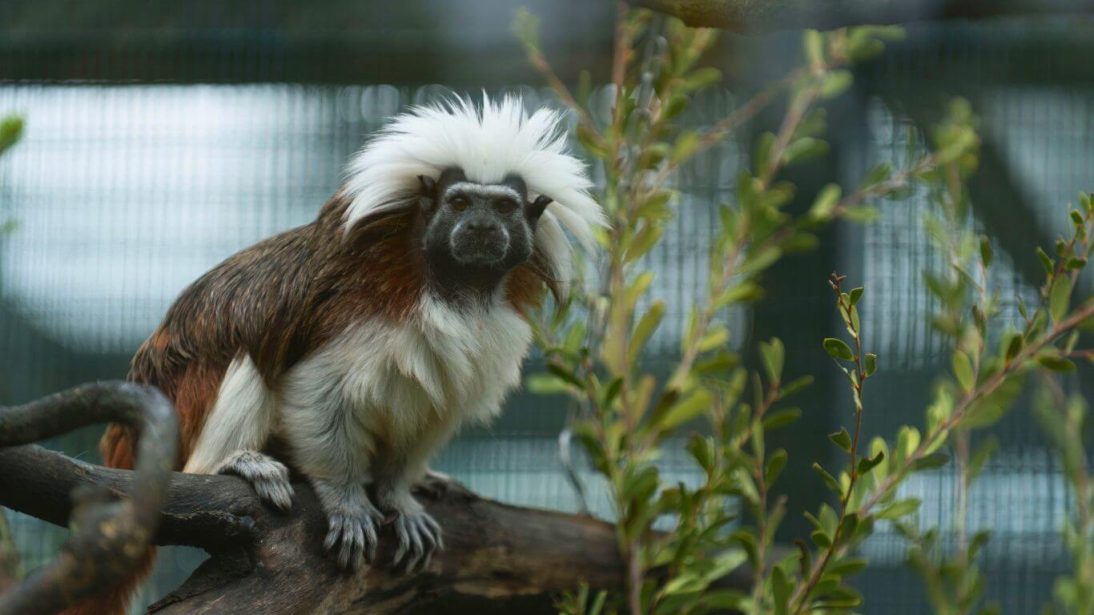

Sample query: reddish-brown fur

[70,192,553,614]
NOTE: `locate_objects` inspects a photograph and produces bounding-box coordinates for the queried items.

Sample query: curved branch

[0,382,178,615]
[625,0,1094,31]
[0,444,752,613]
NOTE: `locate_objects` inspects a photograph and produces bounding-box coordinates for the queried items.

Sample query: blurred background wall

[0,1,1091,612]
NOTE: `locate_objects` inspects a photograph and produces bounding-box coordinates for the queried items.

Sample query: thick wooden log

[0,444,647,614]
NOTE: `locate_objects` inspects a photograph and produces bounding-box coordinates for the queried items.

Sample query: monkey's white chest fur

[185,292,533,484]
[276,292,532,483]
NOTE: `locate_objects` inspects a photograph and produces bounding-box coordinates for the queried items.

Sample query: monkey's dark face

[418,168,550,292]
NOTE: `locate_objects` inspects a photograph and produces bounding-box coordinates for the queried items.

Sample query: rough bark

[0,444,716,614]
[625,0,1094,31]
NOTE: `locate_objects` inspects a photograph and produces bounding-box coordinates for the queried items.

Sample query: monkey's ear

[528,195,552,220]
[418,175,438,213]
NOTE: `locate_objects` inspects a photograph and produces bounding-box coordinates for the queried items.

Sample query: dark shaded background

[0,2,1091,612]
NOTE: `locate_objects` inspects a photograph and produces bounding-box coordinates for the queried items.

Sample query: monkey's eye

[450,195,470,211]
[495,198,518,214]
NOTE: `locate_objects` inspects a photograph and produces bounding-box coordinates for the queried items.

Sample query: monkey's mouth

[449,227,510,266]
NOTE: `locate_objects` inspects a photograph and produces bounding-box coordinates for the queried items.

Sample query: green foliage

[518,5,1093,614]
[1035,389,1094,615]
[0,114,22,235]
[0,115,22,158]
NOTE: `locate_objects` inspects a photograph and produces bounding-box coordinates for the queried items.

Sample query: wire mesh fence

[0,14,1091,614]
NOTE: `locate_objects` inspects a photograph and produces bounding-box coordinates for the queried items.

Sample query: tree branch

[0,420,753,613]
[0,444,634,614]
[624,0,1094,31]
[0,382,177,615]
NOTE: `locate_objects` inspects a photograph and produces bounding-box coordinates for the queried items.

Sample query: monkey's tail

[59,425,158,615]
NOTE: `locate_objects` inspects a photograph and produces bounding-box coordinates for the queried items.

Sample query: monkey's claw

[215,450,294,512]
[324,506,384,570]
[392,510,443,573]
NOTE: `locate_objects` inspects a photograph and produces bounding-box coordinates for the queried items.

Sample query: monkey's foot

[214,450,294,512]
[315,481,384,571]
[378,490,443,573]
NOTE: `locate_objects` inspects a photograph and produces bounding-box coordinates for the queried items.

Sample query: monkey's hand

[214,450,294,512]
[314,480,385,570]
[377,488,443,573]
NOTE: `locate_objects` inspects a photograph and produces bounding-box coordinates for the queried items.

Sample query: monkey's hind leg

[214,450,295,512]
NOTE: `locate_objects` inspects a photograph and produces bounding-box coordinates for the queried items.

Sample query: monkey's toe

[392,510,443,573]
[215,450,295,512]
[324,507,383,570]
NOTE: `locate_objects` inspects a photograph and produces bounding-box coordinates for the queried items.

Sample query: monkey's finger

[323,514,344,551]
[393,517,410,565]
[363,517,379,563]
[422,514,444,551]
[405,522,425,572]
[257,480,294,512]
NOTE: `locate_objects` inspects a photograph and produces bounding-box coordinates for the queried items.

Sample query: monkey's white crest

[343,95,605,279]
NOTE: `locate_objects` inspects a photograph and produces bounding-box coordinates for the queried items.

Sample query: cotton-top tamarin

[71,96,604,615]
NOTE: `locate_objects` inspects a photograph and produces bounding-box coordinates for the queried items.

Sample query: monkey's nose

[466,219,503,237]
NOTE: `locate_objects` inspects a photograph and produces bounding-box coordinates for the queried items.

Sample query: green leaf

[716,281,762,307]
[803,29,825,68]
[1004,333,1023,362]
[829,428,852,452]
[766,449,789,485]
[842,205,880,223]
[1035,247,1054,276]
[912,452,950,471]
[1037,353,1075,372]
[857,450,885,475]
[738,245,782,276]
[829,556,868,576]
[698,326,730,352]
[760,338,785,383]
[687,434,715,473]
[968,436,997,481]
[782,137,828,165]
[546,363,583,388]
[658,389,713,430]
[671,130,701,165]
[812,462,840,493]
[952,350,975,393]
[525,373,571,395]
[629,301,665,363]
[848,287,864,306]
[809,183,841,221]
[763,407,802,430]
[862,162,892,189]
[600,378,624,408]
[864,353,878,376]
[682,67,722,91]
[811,528,832,548]
[820,70,853,99]
[780,375,814,399]
[0,115,25,154]
[979,235,993,268]
[823,338,854,361]
[772,563,792,615]
[1049,277,1072,324]
[877,498,921,520]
